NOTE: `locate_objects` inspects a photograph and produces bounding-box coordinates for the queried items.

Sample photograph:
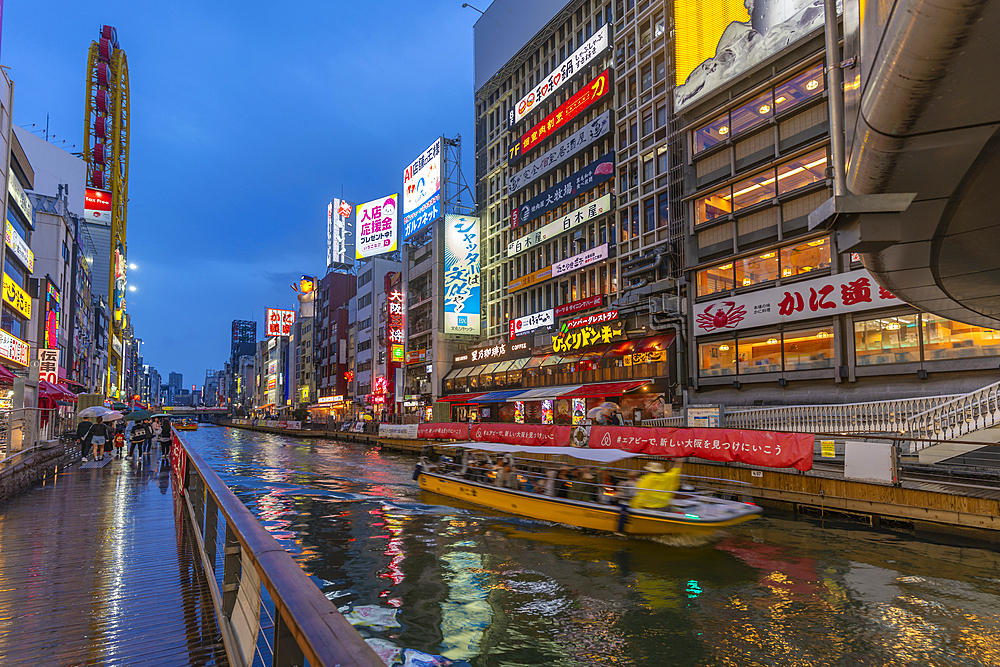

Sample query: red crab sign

[695,269,897,334]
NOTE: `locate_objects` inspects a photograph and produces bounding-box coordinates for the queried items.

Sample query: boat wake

[646,533,721,548]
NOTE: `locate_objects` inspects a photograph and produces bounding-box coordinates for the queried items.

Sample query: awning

[466,389,529,403]
[559,380,652,398]
[540,354,564,367]
[446,441,643,463]
[507,357,529,371]
[506,385,583,401]
[443,367,462,381]
[455,366,478,378]
[522,354,548,370]
[436,393,487,403]
[492,359,516,373]
[0,365,16,384]
[632,334,675,354]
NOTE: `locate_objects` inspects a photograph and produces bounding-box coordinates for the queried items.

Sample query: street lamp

[461,3,484,14]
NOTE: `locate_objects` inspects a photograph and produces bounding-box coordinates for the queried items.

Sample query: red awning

[0,365,16,384]
[632,334,675,354]
[436,393,487,403]
[39,380,78,402]
[559,380,652,398]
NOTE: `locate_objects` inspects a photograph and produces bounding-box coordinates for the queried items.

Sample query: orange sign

[507,266,552,294]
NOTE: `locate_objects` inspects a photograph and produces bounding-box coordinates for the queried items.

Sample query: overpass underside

[840,0,1000,329]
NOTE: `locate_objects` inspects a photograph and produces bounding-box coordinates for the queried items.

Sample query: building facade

[351,256,402,415]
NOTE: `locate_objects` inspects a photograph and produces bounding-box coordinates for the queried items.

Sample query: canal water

[187,426,1000,666]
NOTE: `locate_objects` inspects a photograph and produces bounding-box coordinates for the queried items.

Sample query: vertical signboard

[327,198,355,270]
[443,214,481,335]
[83,188,113,223]
[45,280,61,349]
[113,243,126,327]
[355,194,398,259]
[265,308,295,336]
[38,348,60,384]
[402,138,442,240]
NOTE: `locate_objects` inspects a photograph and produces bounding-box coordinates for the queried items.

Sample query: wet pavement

[0,452,228,666]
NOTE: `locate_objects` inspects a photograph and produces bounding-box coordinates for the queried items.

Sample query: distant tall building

[168,372,182,392]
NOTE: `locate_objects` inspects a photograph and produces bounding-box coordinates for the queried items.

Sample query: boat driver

[630,460,682,510]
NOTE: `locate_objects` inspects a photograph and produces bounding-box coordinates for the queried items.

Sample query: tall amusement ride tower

[83,25,130,396]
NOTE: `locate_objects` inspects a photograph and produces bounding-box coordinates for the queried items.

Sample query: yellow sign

[3,273,31,319]
[674,0,750,86]
[508,266,552,294]
[552,320,626,353]
[624,349,667,366]
[821,440,836,458]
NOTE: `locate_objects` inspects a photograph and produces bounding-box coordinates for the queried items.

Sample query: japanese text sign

[552,319,626,353]
[470,423,571,448]
[695,269,898,335]
[83,188,112,223]
[508,24,610,129]
[3,273,31,319]
[5,221,33,272]
[508,110,612,195]
[327,198,356,270]
[506,194,611,258]
[554,294,604,318]
[509,69,611,164]
[552,243,609,278]
[266,308,295,337]
[511,153,615,229]
[507,265,552,294]
[566,309,618,330]
[589,425,814,471]
[453,341,531,367]
[444,215,481,335]
[45,281,60,350]
[402,139,442,239]
[38,348,60,383]
[418,422,469,440]
[8,176,33,224]
[0,329,28,367]
[509,309,554,340]
[387,287,405,351]
[356,194,398,259]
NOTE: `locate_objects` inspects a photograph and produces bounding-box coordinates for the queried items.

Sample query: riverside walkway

[0,453,228,666]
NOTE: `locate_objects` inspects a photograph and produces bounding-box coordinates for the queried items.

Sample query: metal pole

[825,0,847,197]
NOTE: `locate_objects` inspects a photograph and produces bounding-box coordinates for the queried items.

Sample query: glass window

[644,198,655,232]
[642,112,653,136]
[780,237,832,277]
[922,314,1000,361]
[697,262,734,297]
[656,104,666,128]
[733,171,776,210]
[693,114,730,154]
[731,91,774,136]
[7,209,28,241]
[736,252,779,287]
[784,327,834,371]
[738,334,782,374]
[777,149,827,195]
[1,306,23,339]
[4,259,24,287]
[699,340,736,376]
[643,155,655,182]
[695,187,732,225]
[774,64,825,112]
[854,316,920,365]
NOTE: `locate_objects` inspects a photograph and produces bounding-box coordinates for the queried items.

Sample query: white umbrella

[587,406,611,419]
[599,402,621,412]
[77,406,112,418]
[103,411,125,422]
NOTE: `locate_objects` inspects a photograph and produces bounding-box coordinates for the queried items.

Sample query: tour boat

[416,443,761,537]
[174,420,198,431]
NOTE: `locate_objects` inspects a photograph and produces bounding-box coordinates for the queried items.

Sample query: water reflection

[187,426,1000,666]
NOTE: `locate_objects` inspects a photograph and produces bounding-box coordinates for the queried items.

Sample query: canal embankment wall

[215,420,1000,543]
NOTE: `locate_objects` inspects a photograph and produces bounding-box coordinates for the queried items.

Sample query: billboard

[552,243,609,278]
[509,309,554,340]
[506,193,612,257]
[511,152,614,228]
[5,220,33,272]
[45,280,61,349]
[266,308,295,337]
[509,69,611,164]
[402,139,441,239]
[113,243,126,328]
[508,24,611,129]
[0,329,29,367]
[2,272,31,319]
[38,349,60,384]
[84,188,112,223]
[554,294,603,318]
[674,0,834,111]
[327,198,355,270]
[443,214,481,335]
[356,194,398,258]
[508,109,612,195]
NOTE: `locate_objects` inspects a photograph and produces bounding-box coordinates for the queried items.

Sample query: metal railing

[172,428,383,667]
[0,407,74,459]
[904,380,1000,441]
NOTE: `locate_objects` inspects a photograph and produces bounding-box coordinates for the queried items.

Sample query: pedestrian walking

[143,419,153,455]
[127,419,150,460]
[76,417,93,461]
[157,418,172,457]
[89,417,109,462]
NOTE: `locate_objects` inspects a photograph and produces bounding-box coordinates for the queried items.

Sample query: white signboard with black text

[552,243,608,279]
[509,309,554,340]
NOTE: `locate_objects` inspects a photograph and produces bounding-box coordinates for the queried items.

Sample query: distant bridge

[160,406,229,418]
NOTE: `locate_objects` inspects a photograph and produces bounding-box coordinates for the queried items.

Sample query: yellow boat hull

[175,424,198,431]
[418,472,758,536]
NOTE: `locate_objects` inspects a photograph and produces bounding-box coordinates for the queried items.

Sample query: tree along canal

[187,425,1000,667]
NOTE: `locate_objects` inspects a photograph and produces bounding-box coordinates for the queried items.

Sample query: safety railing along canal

[171,428,383,667]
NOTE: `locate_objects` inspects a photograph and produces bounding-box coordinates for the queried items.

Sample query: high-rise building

[311,272,356,421]
[351,257,402,415]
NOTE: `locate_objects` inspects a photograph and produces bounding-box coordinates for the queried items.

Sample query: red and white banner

[589,425,814,471]
[566,309,618,330]
[84,188,113,223]
[418,423,469,440]
[554,294,604,318]
[469,423,571,448]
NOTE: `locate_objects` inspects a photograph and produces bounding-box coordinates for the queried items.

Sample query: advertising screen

[84,188,112,223]
[508,110,612,195]
[443,214,481,335]
[674,0,834,111]
[113,243,126,328]
[511,152,614,228]
[402,139,442,239]
[356,194,398,258]
[45,281,60,350]
[266,308,295,337]
[508,24,611,129]
[327,198,355,270]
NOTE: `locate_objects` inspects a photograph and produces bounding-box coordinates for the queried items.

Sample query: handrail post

[273,609,306,667]
[222,523,241,616]
[205,494,219,570]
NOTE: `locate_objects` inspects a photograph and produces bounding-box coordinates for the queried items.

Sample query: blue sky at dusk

[4,0,476,388]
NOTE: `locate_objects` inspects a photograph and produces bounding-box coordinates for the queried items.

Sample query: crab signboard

[694,269,898,335]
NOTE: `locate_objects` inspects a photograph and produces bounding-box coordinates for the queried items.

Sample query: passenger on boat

[615,471,640,505]
[630,460,682,510]
[555,468,572,498]
[569,470,596,501]
[544,468,557,496]
[596,470,614,504]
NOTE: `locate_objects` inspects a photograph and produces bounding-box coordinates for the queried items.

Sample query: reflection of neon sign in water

[439,548,490,661]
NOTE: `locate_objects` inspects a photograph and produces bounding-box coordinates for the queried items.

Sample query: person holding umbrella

[156,417,172,458]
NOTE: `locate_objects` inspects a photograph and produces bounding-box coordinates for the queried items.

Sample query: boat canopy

[444,442,643,463]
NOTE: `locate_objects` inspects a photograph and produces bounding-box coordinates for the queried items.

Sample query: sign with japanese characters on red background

[694,269,897,335]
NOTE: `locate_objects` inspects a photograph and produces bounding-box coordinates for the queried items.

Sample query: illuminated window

[735,252,779,288]
[699,340,736,376]
[694,186,732,225]
[774,64,825,111]
[780,237,831,277]
[922,314,1000,361]
[731,91,774,136]
[733,171,776,211]
[694,114,730,154]
[738,334,782,374]
[784,327,834,371]
[777,149,827,195]
[854,316,919,365]
[696,262,735,297]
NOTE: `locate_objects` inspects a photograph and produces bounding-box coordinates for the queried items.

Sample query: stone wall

[0,445,70,505]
